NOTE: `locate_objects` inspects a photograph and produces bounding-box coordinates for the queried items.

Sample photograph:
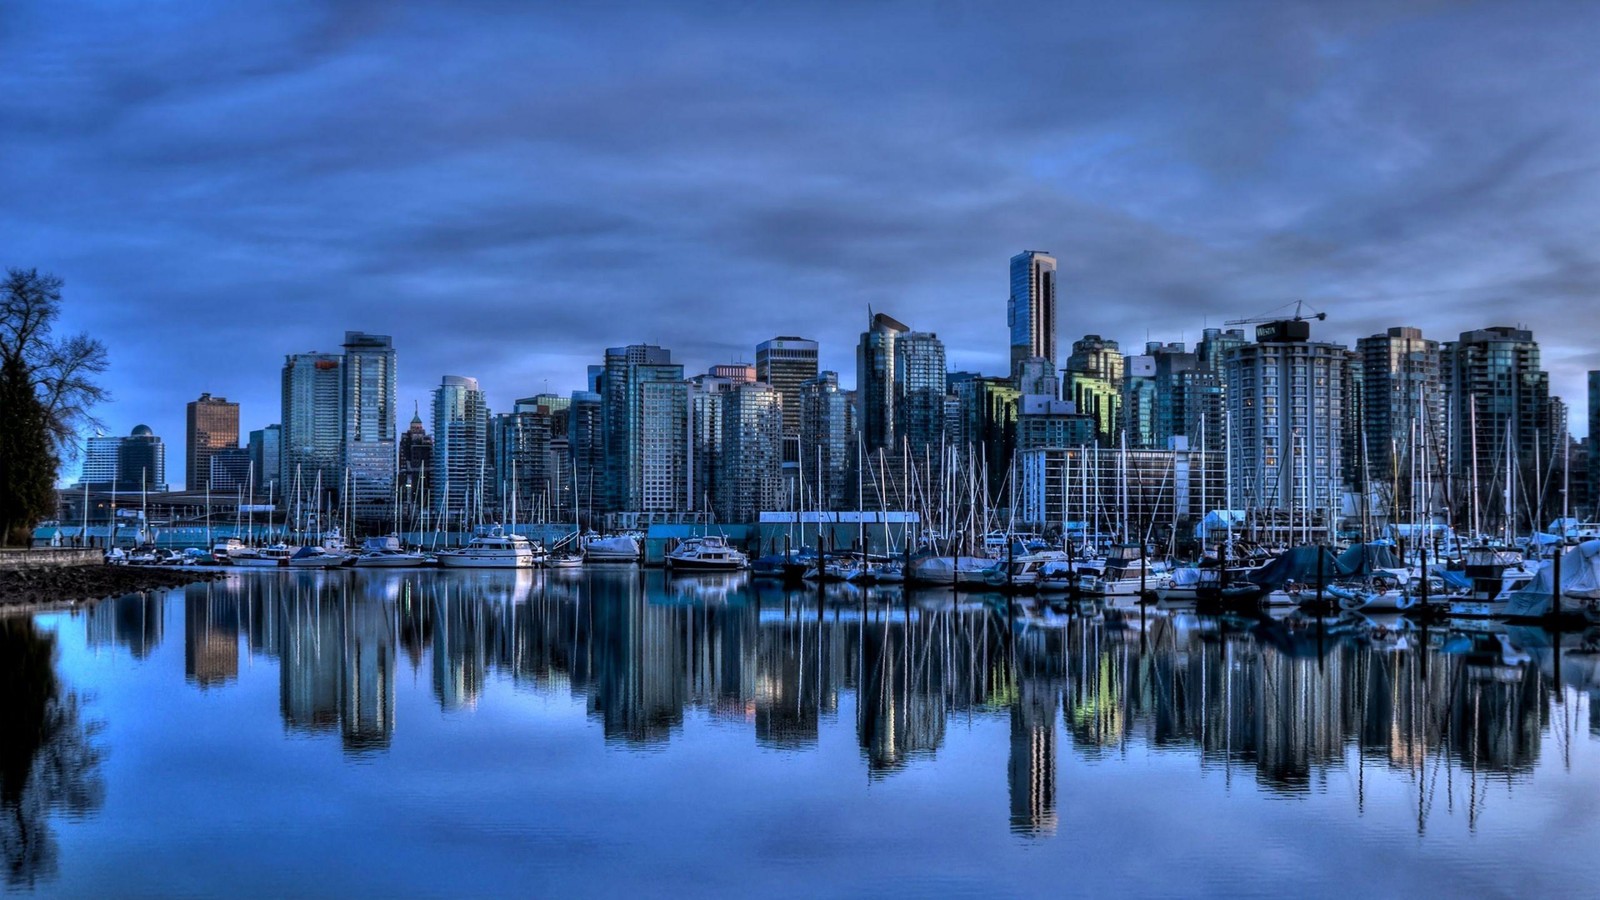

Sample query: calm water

[6,569,1600,896]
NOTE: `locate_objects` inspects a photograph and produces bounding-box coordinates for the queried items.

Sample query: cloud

[4,0,1600,483]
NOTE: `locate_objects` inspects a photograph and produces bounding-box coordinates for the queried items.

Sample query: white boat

[288,545,350,568]
[907,555,1001,586]
[583,533,642,562]
[352,535,429,568]
[211,538,247,560]
[436,529,543,569]
[230,544,294,568]
[665,536,748,572]
[545,553,584,569]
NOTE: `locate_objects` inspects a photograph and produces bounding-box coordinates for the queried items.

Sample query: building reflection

[95,571,1592,830]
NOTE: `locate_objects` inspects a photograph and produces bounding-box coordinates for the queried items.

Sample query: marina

[7,567,1600,893]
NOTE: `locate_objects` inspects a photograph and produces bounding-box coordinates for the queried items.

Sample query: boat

[211,537,247,560]
[288,545,349,569]
[665,536,748,572]
[352,535,430,568]
[435,529,543,569]
[545,552,584,569]
[583,532,642,562]
[229,544,294,567]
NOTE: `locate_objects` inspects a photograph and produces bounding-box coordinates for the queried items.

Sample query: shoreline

[0,564,228,617]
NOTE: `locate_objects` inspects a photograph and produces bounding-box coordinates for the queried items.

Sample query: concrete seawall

[0,548,106,570]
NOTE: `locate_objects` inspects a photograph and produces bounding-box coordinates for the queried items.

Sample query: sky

[5,0,1600,484]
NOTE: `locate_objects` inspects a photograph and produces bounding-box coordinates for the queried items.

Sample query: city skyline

[9,2,1600,479]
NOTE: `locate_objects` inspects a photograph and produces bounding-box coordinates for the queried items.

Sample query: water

[6,569,1600,896]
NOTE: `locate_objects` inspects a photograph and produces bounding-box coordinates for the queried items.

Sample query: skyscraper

[600,345,688,513]
[688,371,737,513]
[856,313,906,452]
[118,425,167,492]
[1009,251,1057,379]
[756,336,819,436]
[248,425,282,496]
[431,375,488,519]
[716,381,784,522]
[77,432,121,488]
[895,329,947,456]
[186,392,239,490]
[281,352,343,502]
[1063,335,1124,446]
[568,391,604,523]
[491,397,560,522]
[1224,322,1347,532]
[1357,327,1443,506]
[1443,327,1557,534]
[799,371,854,511]
[341,331,397,520]
[397,408,431,502]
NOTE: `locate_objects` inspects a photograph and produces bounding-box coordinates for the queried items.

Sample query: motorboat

[436,529,543,569]
[230,544,294,567]
[288,545,350,569]
[583,532,642,562]
[352,535,430,568]
[545,552,584,569]
[665,536,748,572]
[211,538,247,561]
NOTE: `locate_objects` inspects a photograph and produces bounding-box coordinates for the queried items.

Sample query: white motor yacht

[665,536,748,572]
[352,535,430,568]
[230,544,294,568]
[436,529,543,569]
[583,533,642,562]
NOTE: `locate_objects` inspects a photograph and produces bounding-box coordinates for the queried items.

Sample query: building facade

[341,332,398,520]
[1063,335,1124,447]
[1009,251,1057,379]
[431,376,488,521]
[799,371,855,511]
[716,382,784,522]
[185,392,239,491]
[281,352,343,503]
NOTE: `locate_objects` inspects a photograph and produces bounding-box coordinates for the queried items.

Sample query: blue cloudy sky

[5,0,1600,481]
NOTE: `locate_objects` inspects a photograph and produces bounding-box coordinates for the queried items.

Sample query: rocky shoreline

[0,565,227,612]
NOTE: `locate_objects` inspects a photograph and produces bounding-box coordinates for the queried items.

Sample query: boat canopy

[1336,542,1402,574]
[1505,539,1600,616]
[1245,545,1344,588]
[1194,510,1246,539]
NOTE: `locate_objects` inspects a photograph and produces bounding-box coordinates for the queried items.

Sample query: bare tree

[0,269,109,458]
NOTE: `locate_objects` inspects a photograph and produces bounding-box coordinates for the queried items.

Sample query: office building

[248,425,281,497]
[799,371,855,511]
[341,332,398,520]
[186,393,239,491]
[896,329,948,456]
[757,336,819,436]
[281,352,343,502]
[1016,395,1094,452]
[857,313,906,452]
[1443,327,1558,534]
[1009,251,1058,379]
[716,382,784,522]
[599,345,689,513]
[1224,321,1348,535]
[207,447,253,494]
[117,425,167,492]
[1063,335,1124,446]
[431,376,488,519]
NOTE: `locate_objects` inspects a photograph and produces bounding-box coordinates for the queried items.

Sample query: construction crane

[1225,301,1327,342]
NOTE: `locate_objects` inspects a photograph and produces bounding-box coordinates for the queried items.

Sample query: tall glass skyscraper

[281,352,343,503]
[431,375,488,522]
[1009,251,1057,379]
[341,331,397,519]
[856,313,907,452]
[599,345,688,513]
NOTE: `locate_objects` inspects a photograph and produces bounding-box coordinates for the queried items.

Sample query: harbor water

[6,568,1600,896]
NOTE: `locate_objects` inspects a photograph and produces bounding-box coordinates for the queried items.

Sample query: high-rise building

[79,426,167,491]
[756,336,819,437]
[431,376,488,519]
[689,372,737,513]
[568,391,604,523]
[955,376,1020,505]
[1443,327,1557,534]
[397,408,431,504]
[1009,251,1058,379]
[1356,327,1443,495]
[799,371,854,511]
[281,352,343,502]
[207,448,253,494]
[716,382,784,522]
[186,393,239,491]
[1014,357,1059,398]
[248,425,282,496]
[1016,395,1094,451]
[491,397,563,522]
[1063,335,1124,447]
[77,432,121,488]
[599,345,689,513]
[896,330,947,456]
[857,313,906,452]
[1224,321,1348,534]
[341,332,397,520]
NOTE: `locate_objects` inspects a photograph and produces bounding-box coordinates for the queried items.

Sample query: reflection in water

[45,572,1600,842]
[0,619,104,889]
